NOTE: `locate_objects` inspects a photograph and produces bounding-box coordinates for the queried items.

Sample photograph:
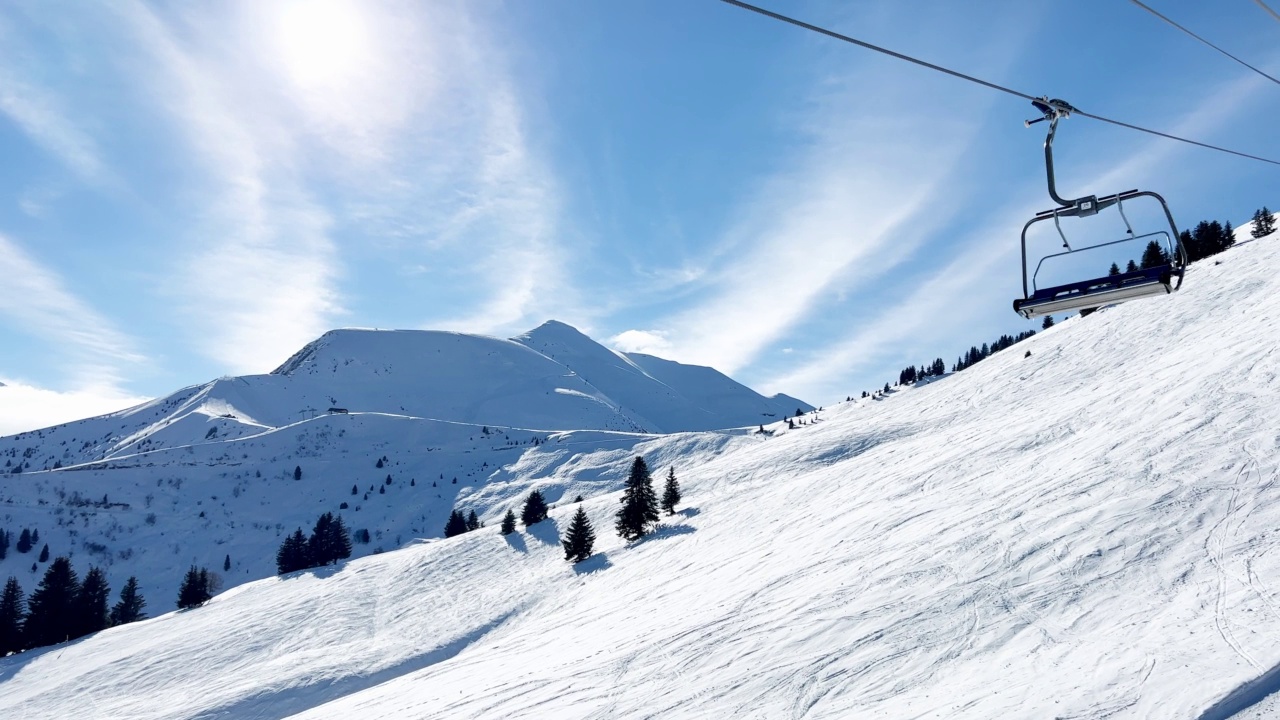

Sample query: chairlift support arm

[1013,97,1188,319]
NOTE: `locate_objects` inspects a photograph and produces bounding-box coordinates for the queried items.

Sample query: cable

[1127,0,1280,86]
[1256,0,1280,24]
[717,0,1036,103]
[716,0,1280,167]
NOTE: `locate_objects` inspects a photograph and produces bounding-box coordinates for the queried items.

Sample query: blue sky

[1,0,1277,434]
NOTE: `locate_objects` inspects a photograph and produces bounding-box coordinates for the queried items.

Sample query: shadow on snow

[1196,659,1280,720]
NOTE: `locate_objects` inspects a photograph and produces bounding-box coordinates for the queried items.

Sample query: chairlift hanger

[1012,97,1188,320]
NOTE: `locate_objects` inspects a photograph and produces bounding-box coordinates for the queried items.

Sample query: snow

[4,234,1280,718]
[0,321,802,622]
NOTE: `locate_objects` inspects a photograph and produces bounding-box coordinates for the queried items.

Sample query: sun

[273,0,371,92]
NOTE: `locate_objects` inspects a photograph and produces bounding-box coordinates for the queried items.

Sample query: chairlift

[1013,97,1186,320]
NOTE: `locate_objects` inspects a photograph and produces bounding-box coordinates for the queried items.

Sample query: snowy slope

[1,323,806,473]
[513,320,808,431]
[4,234,1280,717]
[0,322,801,616]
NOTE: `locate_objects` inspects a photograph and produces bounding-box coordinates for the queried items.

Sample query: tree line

[465,458,683,564]
[1,558,146,656]
[276,512,353,575]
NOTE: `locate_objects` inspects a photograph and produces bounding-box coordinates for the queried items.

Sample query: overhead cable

[1127,0,1280,87]
[1255,0,1280,24]
[715,0,1280,167]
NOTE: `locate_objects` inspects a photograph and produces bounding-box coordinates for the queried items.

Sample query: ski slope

[5,235,1280,718]
[0,321,807,612]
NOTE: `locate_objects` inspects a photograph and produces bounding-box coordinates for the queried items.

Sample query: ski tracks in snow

[1205,459,1266,671]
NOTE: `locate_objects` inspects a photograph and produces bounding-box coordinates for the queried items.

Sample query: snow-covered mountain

[2,321,805,470]
[0,321,808,618]
[7,232,1280,718]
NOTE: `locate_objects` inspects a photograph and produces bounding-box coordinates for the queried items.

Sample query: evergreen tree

[443,510,469,537]
[276,528,311,574]
[38,544,49,563]
[74,567,111,638]
[307,513,334,565]
[176,566,212,609]
[110,577,147,626]
[16,529,31,554]
[1222,221,1236,251]
[304,512,349,566]
[24,557,79,648]
[294,465,302,481]
[466,510,481,531]
[661,466,682,515]
[1140,240,1171,269]
[0,528,8,560]
[521,490,549,527]
[1178,229,1197,261]
[1126,259,1138,272]
[500,510,517,535]
[1108,262,1120,276]
[1252,207,1276,238]
[615,456,660,541]
[224,554,231,572]
[330,515,352,563]
[1042,315,1054,329]
[0,577,23,655]
[561,507,596,563]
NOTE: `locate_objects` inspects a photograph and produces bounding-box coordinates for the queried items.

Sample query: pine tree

[466,510,481,531]
[308,513,333,565]
[38,544,49,563]
[443,510,469,537]
[0,576,23,655]
[177,566,212,609]
[500,510,517,535]
[1178,229,1198,262]
[521,490,548,527]
[1252,206,1276,238]
[1108,262,1120,276]
[16,529,31,554]
[24,557,79,648]
[276,528,311,574]
[301,512,350,566]
[330,515,352,563]
[661,466,682,515]
[110,577,147,626]
[0,528,8,560]
[224,554,231,572]
[561,507,596,563]
[615,456,660,541]
[1042,315,1054,329]
[1126,259,1138,272]
[294,465,302,481]
[74,567,111,638]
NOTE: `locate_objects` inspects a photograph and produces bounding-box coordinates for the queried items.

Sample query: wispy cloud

[115,1,342,374]
[0,380,148,436]
[618,86,982,376]
[763,68,1276,402]
[0,233,144,389]
[0,19,114,187]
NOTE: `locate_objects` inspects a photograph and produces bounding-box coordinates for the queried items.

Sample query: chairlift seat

[1013,264,1180,319]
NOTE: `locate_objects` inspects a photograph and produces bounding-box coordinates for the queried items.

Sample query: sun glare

[274,0,371,91]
